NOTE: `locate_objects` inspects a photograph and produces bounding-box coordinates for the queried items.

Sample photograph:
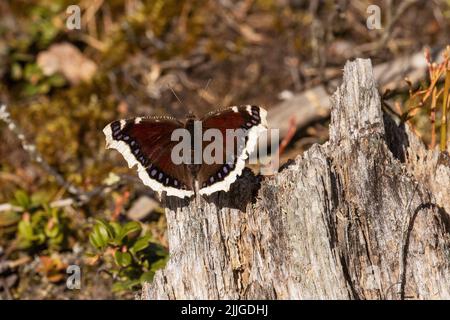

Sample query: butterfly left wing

[198,105,267,195]
[103,117,194,198]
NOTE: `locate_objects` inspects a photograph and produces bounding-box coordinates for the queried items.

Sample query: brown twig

[216,2,264,44]
[375,0,417,52]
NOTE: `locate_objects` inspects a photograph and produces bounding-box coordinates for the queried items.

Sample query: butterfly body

[103,105,267,198]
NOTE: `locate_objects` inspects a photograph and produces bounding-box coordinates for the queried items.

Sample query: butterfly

[103,105,267,198]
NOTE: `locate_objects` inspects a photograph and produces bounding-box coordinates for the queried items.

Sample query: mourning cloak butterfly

[103,105,267,198]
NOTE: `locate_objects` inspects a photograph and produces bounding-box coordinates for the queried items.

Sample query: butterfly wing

[198,105,267,195]
[103,117,194,198]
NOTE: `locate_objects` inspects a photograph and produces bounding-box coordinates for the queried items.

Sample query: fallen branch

[268,47,446,138]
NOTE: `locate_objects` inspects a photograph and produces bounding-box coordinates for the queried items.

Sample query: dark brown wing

[103,117,194,198]
[198,105,267,195]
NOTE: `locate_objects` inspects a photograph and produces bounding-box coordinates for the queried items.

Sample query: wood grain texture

[141,59,450,300]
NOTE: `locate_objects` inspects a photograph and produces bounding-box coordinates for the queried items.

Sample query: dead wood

[142,58,450,300]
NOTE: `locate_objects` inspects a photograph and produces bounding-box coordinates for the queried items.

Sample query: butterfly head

[185,111,197,121]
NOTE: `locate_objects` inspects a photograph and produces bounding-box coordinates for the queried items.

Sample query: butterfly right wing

[103,117,194,198]
[197,105,268,195]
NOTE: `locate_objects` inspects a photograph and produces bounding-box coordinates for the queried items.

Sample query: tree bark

[141,59,450,300]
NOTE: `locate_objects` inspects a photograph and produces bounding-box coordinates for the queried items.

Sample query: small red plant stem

[430,86,437,149]
[440,65,450,152]
[277,116,297,157]
[112,190,130,221]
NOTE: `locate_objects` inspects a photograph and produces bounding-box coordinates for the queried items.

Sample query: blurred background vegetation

[0,0,449,299]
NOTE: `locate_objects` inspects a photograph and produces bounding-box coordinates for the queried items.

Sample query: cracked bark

[141,59,450,300]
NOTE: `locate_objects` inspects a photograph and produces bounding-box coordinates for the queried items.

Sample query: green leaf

[110,222,122,238]
[14,190,31,209]
[139,271,155,283]
[150,257,168,272]
[130,235,151,255]
[0,211,21,227]
[115,221,141,243]
[97,224,111,243]
[95,219,115,238]
[24,63,43,81]
[89,224,110,249]
[35,232,46,245]
[112,282,128,292]
[45,225,60,238]
[88,233,99,249]
[154,244,169,257]
[48,232,64,247]
[89,233,104,250]
[121,221,142,237]
[18,219,34,240]
[30,191,50,206]
[49,206,60,219]
[23,83,40,96]
[112,279,141,292]
[141,260,150,269]
[114,251,132,267]
[30,210,45,224]
[85,251,98,257]
[47,74,66,87]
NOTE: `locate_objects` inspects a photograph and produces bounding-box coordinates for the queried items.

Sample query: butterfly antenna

[197,78,212,103]
[168,85,183,105]
[204,78,212,91]
[168,84,199,118]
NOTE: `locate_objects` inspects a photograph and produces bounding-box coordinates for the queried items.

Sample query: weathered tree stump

[141,59,450,300]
